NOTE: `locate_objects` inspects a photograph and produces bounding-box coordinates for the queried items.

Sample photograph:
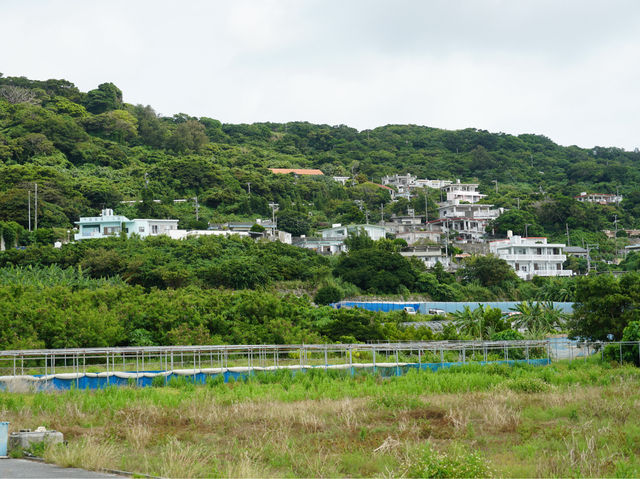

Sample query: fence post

[373,348,376,373]
[619,342,623,365]
[324,347,328,371]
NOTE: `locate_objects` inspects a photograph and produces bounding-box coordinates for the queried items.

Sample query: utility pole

[614,215,618,258]
[194,196,199,221]
[492,180,498,194]
[247,182,251,195]
[586,244,599,273]
[516,197,520,209]
[28,189,31,231]
[525,223,531,237]
[365,210,369,224]
[34,183,38,230]
[425,194,428,223]
[380,203,384,223]
[269,203,279,237]
[565,223,570,246]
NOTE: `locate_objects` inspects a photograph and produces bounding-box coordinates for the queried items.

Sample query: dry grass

[2,363,640,477]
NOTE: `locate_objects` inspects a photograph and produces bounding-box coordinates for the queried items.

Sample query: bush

[490,329,524,341]
[314,285,343,305]
[406,444,493,478]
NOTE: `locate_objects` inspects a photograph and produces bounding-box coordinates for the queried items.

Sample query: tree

[487,209,543,237]
[314,285,343,305]
[334,246,417,294]
[85,82,123,114]
[167,120,208,153]
[0,85,38,104]
[510,301,564,335]
[458,254,519,288]
[568,273,640,340]
[452,305,508,340]
[277,210,310,236]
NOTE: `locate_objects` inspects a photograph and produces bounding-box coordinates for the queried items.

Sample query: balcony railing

[497,254,566,262]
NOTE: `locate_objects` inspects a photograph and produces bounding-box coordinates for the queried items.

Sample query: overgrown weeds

[1,360,638,477]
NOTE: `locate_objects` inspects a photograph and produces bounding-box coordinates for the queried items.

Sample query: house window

[139,227,145,233]
[82,225,100,236]
[151,225,158,234]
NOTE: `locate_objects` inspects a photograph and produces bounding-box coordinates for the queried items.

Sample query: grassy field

[1,360,639,478]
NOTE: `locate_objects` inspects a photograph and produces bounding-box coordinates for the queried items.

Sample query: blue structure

[0,358,550,392]
[332,301,574,314]
[0,422,8,456]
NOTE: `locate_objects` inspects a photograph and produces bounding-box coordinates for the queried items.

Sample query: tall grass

[1,360,639,478]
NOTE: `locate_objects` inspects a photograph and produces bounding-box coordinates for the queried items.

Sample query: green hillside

[1,73,638,241]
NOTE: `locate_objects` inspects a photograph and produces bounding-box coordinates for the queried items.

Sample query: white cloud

[1,0,639,149]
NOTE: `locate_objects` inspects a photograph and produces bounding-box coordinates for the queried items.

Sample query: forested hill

[1,74,639,240]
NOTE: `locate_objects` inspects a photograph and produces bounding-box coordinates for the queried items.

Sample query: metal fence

[0,339,636,391]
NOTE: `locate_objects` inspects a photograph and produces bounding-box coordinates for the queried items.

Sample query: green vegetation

[0,74,635,256]
[2,361,639,477]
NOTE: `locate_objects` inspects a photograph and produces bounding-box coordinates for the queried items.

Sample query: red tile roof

[269,168,324,175]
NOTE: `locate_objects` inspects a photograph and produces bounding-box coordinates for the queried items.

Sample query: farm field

[2,360,639,478]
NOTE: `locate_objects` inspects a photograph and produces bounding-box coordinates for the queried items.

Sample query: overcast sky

[2,0,639,150]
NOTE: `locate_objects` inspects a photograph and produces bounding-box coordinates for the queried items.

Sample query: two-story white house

[438,201,503,220]
[489,234,572,280]
[441,180,486,204]
[75,209,179,240]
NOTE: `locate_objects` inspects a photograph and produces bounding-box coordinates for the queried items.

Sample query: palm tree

[452,305,485,339]
[511,301,564,334]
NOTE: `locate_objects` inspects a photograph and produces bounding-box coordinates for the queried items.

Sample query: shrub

[314,285,343,305]
[406,444,493,478]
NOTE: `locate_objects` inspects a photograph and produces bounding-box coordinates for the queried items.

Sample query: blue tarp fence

[0,358,550,391]
[332,301,574,314]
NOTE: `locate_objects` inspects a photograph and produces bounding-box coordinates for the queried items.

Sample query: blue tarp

[332,301,574,314]
[1,358,551,391]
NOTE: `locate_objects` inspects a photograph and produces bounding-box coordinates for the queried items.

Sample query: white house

[399,245,450,268]
[438,201,503,220]
[489,234,572,280]
[320,224,387,241]
[429,218,489,243]
[414,179,453,189]
[574,192,622,205]
[75,209,179,240]
[294,224,387,255]
[441,180,486,204]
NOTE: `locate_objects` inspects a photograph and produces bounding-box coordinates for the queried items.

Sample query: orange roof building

[269,168,324,176]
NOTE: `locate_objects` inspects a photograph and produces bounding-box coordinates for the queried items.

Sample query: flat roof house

[75,209,179,240]
[489,235,572,280]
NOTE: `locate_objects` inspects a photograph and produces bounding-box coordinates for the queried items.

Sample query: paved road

[0,458,123,478]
